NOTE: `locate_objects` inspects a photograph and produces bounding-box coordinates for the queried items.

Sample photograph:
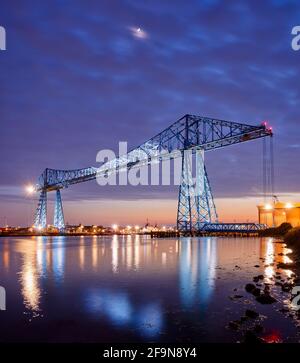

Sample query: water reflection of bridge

[0,236,293,339]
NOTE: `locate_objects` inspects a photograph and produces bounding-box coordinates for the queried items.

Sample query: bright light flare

[285,202,293,209]
[261,121,273,133]
[283,269,294,278]
[264,203,273,210]
[112,224,118,231]
[26,185,35,194]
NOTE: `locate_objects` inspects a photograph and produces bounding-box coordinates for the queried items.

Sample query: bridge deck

[200,223,266,233]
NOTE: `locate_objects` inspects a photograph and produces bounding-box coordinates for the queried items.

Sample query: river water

[0,236,299,343]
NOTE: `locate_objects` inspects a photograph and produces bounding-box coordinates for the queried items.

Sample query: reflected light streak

[265,238,274,283]
[162,252,167,266]
[19,244,41,312]
[126,236,133,270]
[283,255,293,264]
[282,269,294,278]
[112,235,119,273]
[92,239,98,269]
[85,289,162,336]
[85,289,132,326]
[179,238,217,309]
[36,237,47,276]
[198,238,217,307]
[53,238,65,281]
[2,243,9,270]
[137,303,162,337]
[179,238,194,307]
[79,240,85,270]
[207,238,217,284]
[134,235,140,270]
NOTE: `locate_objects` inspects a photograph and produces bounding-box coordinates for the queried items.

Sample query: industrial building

[258,201,300,228]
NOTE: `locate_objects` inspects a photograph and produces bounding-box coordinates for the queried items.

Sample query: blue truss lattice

[53,189,65,230]
[177,150,218,233]
[33,114,272,234]
[34,190,47,229]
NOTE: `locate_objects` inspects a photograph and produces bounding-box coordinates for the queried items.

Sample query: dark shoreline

[228,235,300,343]
[0,232,149,237]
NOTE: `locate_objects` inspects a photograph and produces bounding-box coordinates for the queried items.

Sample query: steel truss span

[201,223,267,233]
[33,114,273,233]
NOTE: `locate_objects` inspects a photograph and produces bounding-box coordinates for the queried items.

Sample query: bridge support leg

[177,150,218,234]
[53,189,65,231]
[202,166,218,224]
[177,150,196,234]
[195,151,209,230]
[34,189,47,230]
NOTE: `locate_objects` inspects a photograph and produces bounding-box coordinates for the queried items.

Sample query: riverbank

[284,227,300,312]
[227,226,300,343]
[260,223,300,282]
[0,232,151,237]
[260,223,300,293]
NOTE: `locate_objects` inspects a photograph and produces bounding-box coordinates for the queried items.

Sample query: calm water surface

[0,236,299,343]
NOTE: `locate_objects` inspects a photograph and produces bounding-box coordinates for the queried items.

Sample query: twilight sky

[0,0,300,227]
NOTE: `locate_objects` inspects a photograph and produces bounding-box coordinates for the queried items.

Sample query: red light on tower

[261,120,273,134]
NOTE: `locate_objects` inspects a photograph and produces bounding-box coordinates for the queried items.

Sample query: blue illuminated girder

[35,115,273,192]
[34,189,47,229]
[177,150,197,233]
[33,114,272,233]
[53,189,65,230]
[195,150,219,230]
[177,150,218,233]
[201,223,267,233]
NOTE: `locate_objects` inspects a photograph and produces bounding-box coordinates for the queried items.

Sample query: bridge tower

[53,189,65,230]
[176,115,218,234]
[34,189,47,229]
[33,189,65,230]
[177,149,218,234]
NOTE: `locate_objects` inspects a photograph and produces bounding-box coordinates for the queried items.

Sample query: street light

[25,185,35,195]
[264,204,273,211]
